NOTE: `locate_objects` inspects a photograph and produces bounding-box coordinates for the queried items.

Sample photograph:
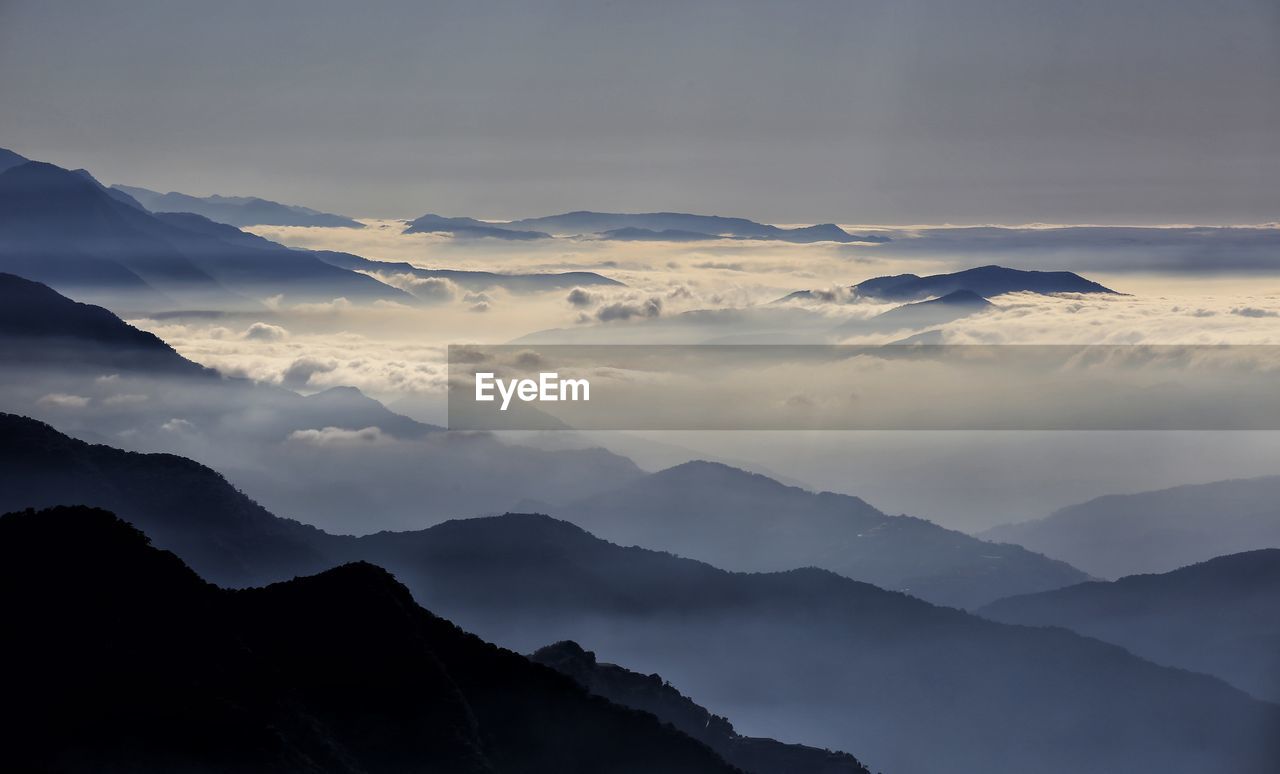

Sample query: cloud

[37,393,90,408]
[292,297,353,314]
[281,356,339,388]
[566,287,596,307]
[243,322,290,341]
[597,296,663,322]
[1232,307,1279,318]
[161,418,196,433]
[287,426,390,445]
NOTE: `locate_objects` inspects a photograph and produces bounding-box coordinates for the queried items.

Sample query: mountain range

[782,265,1116,303]
[313,249,623,294]
[3,414,1277,772]
[549,460,1087,609]
[406,210,890,244]
[0,277,646,532]
[531,641,871,774]
[113,184,365,228]
[0,156,409,309]
[980,549,1280,703]
[981,475,1280,578]
[1,505,742,773]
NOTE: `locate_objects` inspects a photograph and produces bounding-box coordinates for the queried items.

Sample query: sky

[1,0,1277,224]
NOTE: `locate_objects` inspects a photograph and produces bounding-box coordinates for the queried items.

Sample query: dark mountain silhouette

[115,184,365,228]
[0,412,337,586]
[500,211,889,243]
[836,289,995,335]
[981,475,1280,578]
[0,160,409,308]
[404,213,552,239]
[597,226,724,242]
[0,506,740,774]
[853,265,1114,300]
[980,549,1280,703]
[357,513,1280,774]
[3,424,1277,772]
[782,265,1115,303]
[531,641,871,774]
[0,146,27,173]
[555,460,1087,609]
[313,249,623,294]
[0,272,207,374]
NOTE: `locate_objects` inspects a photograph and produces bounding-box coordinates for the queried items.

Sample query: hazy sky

[1,0,1277,224]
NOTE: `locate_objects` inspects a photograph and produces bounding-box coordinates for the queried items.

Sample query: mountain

[0,280,641,533]
[356,513,1280,774]
[835,289,995,336]
[3,424,1277,772]
[404,213,551,239]
[0,160,409,309]
[0,412,336,587]
[114,184,365,228]
[501,211,889,244]
[597,227,724,242]
[554,460,1088,609]
[981,475,1280,578]
[531,641,871,774]
[782,264,1115,303]
[313,249,623,294]
[0,147,27,173]
[980,549,1280,703]
[0,272,207,374]
[852,265,1115,301]
[1,506,739,774]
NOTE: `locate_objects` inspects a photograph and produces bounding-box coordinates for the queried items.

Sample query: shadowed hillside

[0,506,742,774]
[981,549,1280,702]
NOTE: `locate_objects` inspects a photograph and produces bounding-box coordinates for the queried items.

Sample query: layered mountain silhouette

[0,271,208,374]
[314,249,623,294]
[3,421,1278,772]
[835,289,995,336]
[405,210,889,244]
[981,475,1280,578]
[553,460,1087,609]
[782,265,1115,303]
[404,213,552,239]
[0,280,642,530]
[980,549,1280,703]
[114,184,365,228]
[0,147,30,173]
[0,506,740,774]
[532,641,871,774]
[0,158,409,308]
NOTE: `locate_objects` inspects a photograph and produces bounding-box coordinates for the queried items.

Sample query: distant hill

[403,213,551,239]
[314,249,623,294]
[470,211,890,244]
[532,640,871,774]
[981,476,1280,578]
[782,264,1115,303]
[0,272,207,374]
[835,289,995,336]
[114,184,364,228]
[0,160,409,308]
[980,549,1280,702]
[554,460,1088,609]
[3,425,1278,772]
[0,506,739,774]
[359,513,1280,774]
[0,147,27,174]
